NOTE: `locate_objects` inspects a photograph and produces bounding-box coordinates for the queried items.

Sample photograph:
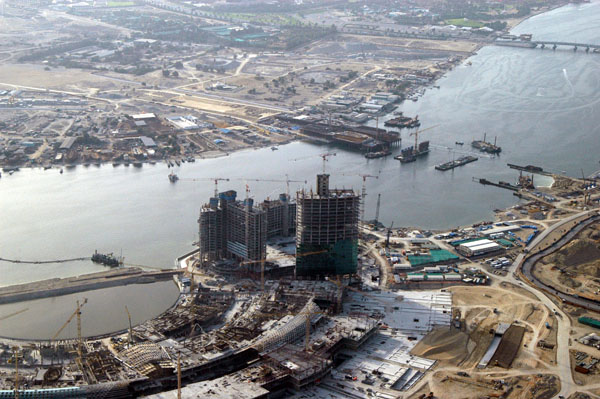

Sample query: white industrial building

[458,239,503,257]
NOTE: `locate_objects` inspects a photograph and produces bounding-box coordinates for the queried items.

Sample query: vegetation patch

[107,1,135,6]
[445,18,485,28]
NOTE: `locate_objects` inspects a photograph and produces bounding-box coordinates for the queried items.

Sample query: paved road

[521,213,600,312]
[505,210,600,399]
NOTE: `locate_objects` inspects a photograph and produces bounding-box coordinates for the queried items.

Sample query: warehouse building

[457,239,503,257]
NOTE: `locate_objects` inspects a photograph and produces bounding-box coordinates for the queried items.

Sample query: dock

[475,178,519,192]
[507,163,552,176]
[435,156,478,171]
[0,268,182,305]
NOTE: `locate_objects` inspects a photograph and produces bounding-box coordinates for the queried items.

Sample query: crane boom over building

[52,299,88,341]
[179,177,231,198]
[291,152,337,173]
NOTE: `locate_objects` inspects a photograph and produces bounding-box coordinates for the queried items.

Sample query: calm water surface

[1,1,599,338]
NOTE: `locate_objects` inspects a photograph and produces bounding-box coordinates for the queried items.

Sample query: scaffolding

[296,175,360,277]
[198,191,295,266]
[253,301,321,354]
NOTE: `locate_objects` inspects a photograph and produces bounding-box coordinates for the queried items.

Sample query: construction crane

[0,308,29,322]
[179,177,230,198]
[292,152,337,173]
[232,177,307,197]
[260,308,327,353]
[76,300,84,359]
[13,347,19,399]
[409,124,439,155]
[177,352,182,399]
[386,221,394,248]
[342,173,379,227]
[359,174,378,227]
[302,310,326,352]
[125,306,133,346]
[374,194,381,229]
[52,299,88,342]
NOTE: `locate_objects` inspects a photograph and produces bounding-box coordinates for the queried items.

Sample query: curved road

[520,212,600,312]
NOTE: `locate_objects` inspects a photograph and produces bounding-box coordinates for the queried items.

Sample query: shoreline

[508,1,574,31]
[0,3,574,172]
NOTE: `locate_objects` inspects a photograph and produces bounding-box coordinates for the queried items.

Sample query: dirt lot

[447,285,557,370]
[340,34,480,53]
[534,222,600,299]
[412,327,473,367]
[569,349,600,386]
[420,372,560,399]
[0,64,121,92]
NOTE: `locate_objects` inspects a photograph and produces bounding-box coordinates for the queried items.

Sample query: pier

[0,268,182,305]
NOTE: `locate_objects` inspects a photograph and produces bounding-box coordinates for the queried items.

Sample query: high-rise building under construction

[198,191,295,265]
[296,174,360,277]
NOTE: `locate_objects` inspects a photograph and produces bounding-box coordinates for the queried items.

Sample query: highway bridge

[496,39,600,52]
[535,41,600,51]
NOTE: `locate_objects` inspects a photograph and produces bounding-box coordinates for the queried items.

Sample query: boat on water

[271,146,278,151]
[472,133,501,154]
[455,141,464,145]
[91,251,122,267]
[365,149,392,159]
[394,140,430,163]
[168,172,179,183]
[435,155,478,171]
[385,115,420,129]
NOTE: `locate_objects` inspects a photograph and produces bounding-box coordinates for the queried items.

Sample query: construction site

[1,160,600,398]
[1,1,600,397]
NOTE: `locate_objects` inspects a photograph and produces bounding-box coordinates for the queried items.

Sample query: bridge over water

[496,39,600,52]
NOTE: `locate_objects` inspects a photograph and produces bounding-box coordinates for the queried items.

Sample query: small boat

[59,168,63,174]
[271,146,278,151]
[455,141,464,145]
[44,165,52,170]
[168,172,179,183]
[92,251,122,267]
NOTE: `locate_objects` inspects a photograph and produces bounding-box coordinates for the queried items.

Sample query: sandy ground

[411,283,558,381]
[533,222,600,300]
[0,64,121,93]
[412,327,472,366]
[342,34,480,53]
